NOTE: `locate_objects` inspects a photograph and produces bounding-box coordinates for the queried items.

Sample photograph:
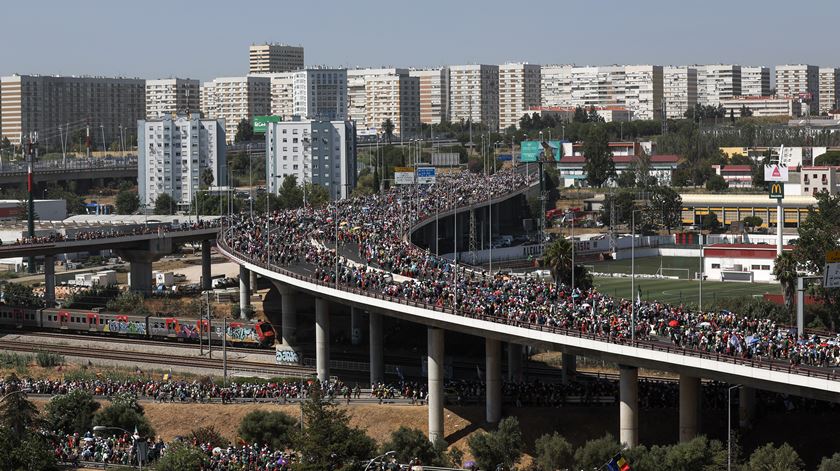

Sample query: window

[711,263,720,269]
[761,265,770,270]
[751,264,761,270]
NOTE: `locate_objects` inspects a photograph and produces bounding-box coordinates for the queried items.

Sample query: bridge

[0,158,137,187]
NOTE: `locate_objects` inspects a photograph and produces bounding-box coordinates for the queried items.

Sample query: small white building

[702,243,792,283]
[154,271,174,287]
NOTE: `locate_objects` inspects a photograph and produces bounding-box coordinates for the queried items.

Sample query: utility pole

[26,133,37,274]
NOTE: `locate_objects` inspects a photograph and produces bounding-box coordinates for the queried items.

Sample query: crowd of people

[2,219,222,246]
[223,168,840,373]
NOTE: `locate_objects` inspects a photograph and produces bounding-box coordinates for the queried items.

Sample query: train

[0,305,276,348]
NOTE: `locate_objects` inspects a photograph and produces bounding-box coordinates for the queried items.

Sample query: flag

[396,367,404,381]
[606,452,631,471]
[476,365,483,382]
[27,160,32,193]
[636,285,642,305]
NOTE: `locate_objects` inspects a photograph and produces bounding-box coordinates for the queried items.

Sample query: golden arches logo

[771,183,782,193]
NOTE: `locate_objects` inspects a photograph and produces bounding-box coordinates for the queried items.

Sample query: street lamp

[630,208,645,342]
[727,385,742,471]
[364,451,396,471]
[93,425,144,470]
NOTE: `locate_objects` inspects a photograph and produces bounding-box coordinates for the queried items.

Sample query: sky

[1,0,838,82]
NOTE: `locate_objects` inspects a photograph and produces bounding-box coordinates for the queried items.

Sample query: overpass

[0,158,137,187]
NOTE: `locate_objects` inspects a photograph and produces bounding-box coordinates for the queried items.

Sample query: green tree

[278,174,303,209]
[382,427,449,467]
[746,443,804,471]
[201,168,215,188]
[45,389,100,435]
[616,170,637,188]
[573,434,620,471]
[705,174,728,191]
[701,213,721,232]
[818,452,840,471]
[572,106,589,123]
[106,291,150,315]
[155,440,208,471]
[467,416,524,471]
[648,186,683,233]
[0,428,58,471]
[0,377,40,438]
[599,189,637,227]
[382,118,395,144]
[534,432,575,471]
[542,237,573,288]
[772,252,799,318]
[116,189,140,214]
[93,393,155,438]
[235,118,254,143]
[305,183,330,208]
[2,282,44,308]
[663,436,727,470]
[154,193,176,215]
[582,125,615,187]
[742,215,763,230]
[191,425,229,448]
[238,410,297,450]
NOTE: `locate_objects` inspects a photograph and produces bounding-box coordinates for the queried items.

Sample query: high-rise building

[540,65,573,108]
[291,69,348,121]
[365,74,420,137]
[498,63,541,130]
[347,68,409,130]
[409,68,450,125]
[145,79,200,119]
[819,67,840,114]
[775,64,819,114]
[249,43,304,74]
[696,65,741,106]
[250,72,296,119]
[449,65,499,130]
[0,74,145,147]
[741,66,771,97]
[623,65,663,120]
[663,66,697,119]
[200,76,271,139]
[266,117,356,200]
[568,66,626,108]
[137,113,226,210]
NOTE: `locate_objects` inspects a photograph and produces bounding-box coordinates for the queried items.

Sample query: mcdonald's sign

[769,182,784,199]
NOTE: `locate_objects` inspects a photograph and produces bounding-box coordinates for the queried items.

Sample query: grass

[588,256,703,279]
[593,276,780,307]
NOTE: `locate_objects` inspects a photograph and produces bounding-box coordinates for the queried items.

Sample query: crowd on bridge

[2,219,222,247]
[222,167,840,373]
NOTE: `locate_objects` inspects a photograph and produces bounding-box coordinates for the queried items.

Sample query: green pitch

[588,256,703,278]
[593,276,780,307]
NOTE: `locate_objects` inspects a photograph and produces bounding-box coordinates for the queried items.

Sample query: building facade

[145,79,200,119]
[448,65,499,130]
[801,166,840,196]
[775,64,819,114]
[623,65,663,120]
[265,118,356,200]
[248,43,304,74]
[663,66,697,119]
[200,76,271,139]
[540,65,573,108]
[741,66,771,97]
[364,74,420,137]
[249,72,296,119]
[347,68,408,131]
[696,65,741,106]
[720,96,802,118]
[291,69,348,121]
[137,113,227,210]
[819,67,840,114]
[410,68,450,126]
[568,66,626,108]
[498,63,541,130]
[0,74,145,147]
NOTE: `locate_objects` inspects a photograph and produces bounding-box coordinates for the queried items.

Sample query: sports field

[588,256,702,279]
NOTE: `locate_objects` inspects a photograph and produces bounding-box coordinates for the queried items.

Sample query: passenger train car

[0,305,275,348]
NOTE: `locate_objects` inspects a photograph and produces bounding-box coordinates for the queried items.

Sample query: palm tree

[382,118,395,144]
[542,237,573,288]
[772,252,798,319]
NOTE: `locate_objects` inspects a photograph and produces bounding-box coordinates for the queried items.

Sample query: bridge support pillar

[679,375,701,442]
[201,240,212,291]
[369,312,384,386]
[239,266,251,319]
[739,386,756,429]
[44,255,55,306]
[250,270,258,293]
[427,327,444,443]
[351,306,362,346]
[562,353,577,384]
[486,338,502,424]
[124,254,154,296]
[507,343,523,382]
[619,365,639,448]
[315,298,330,382]
[278,284,297,347]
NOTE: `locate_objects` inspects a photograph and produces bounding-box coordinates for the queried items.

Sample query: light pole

[630,209,644,342]
[727,384,742,471]
[365,451,396,471]
[1,388,31,401]
[93,425,143,470]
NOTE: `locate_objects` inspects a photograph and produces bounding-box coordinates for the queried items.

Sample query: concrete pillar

[427,327,444,443]
[369,312,384,385]
[250,270,258,293]
[351,306,362,346]
[679,375,701,442]
[507,343,523,382]
[201,240,212,291]
[619,365,639,448]
[739,386,756,429]
[486,338,502,424]
[239,265,251,319]
[278,284,297,347]
[128,258,153,296]
[562,353,577,384]
[44,255,55,306]
[315,298,330,382]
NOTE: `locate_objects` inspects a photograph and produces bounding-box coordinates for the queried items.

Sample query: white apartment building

[540,65,573,107]
[265,118,356,200]
[776,64,819,114]
[249,43,304,74]
[250,72,296,119]
[449,65,499,130]
[741,66,770,97]
[137,113,226,210]
[696,65,741,106]
[410,68,450,125]
[347,68,408,131]
[364,74,420,137]
[498,63,541,130]
[819,67,840,114]
[719,96,802,118]
[145,79,200,119]
[200,76,271,139]
[0,74,145,146]
[663,66,697,119]
[568,66,625,108]
[292,69,348,121]
[624,65,663,120]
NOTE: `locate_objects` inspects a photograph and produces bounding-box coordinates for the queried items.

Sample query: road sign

[394,167,414,185]
[416,167,436,184]
[764,164,789,182]
[827,250,840,263]
[825,263,840,288]
[769,182,784,199]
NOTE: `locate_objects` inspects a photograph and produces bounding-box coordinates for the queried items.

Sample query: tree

[45,389,100,435]
[818,453,840,471]
[534,432,575,471]
[573,434,621,471]
[106,291,150,315]
[701,213,721,232]
[116,189,140,214]
[93,393,155,438]
[235,119,254,143]
[772,252,799,318]
[201,168,215,188]
[278,175,303,209]
[191,425,229,448]
[0,428,58,471]
[647,186,682,233]
[155,441,208,471]
[0,376,40,438]
[2,282,43,308]
[599,189,638,227]
[382,118,395,144]
[543,237,573,288]
[616,170,637,188]
[154,193,176,215]
[238,410,297,450]
[705,174,728,191]
[582,125,615,187]
[381,427,449,467]
[467,416,524,471]
[572,106,589,123]
[304,183,330,208]
[746,443,804,471]
[742,215,763,230]
[729,109,736,124]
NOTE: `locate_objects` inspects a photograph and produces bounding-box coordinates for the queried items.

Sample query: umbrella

[698,321,711,328]
[668,320,680,328]
[746,336,759,346]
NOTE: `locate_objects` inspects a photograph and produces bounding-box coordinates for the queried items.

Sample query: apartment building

[498,63,541,130]
[364,74,420,137]
[448,65,499,130]
[801,166,840,196]
[145,79,200,119]
[291,69,347,121]
[200,76,271,139]
[347,68,408,130]
[696,65,741,106]
[663,66,697,119]
[249,43,304,74]
[775,64,819,114]
[623,65,663,120]
[410,68,450,125]
[719,96,802,118]
[0,74,145,146]
[265,117,356,200]
[741,66,771,97]
[568,66,626,108]
[137,113,226,210]
[249,72,296,119]
[540,65,573,108]
[819,67,840,114]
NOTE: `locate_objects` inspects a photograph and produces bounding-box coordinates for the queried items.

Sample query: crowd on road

[223,167,840,372]
[2,219,222,246]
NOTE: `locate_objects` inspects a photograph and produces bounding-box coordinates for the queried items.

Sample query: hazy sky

[1,0,837,82]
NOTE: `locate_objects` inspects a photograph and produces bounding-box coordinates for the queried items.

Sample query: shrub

[238,411,297,450]
[36,351,64,368]
[467,417,524,470]
[45,389,100,435]
[191,426,228,449]
[154,441,207,471]
[381,426,449,466]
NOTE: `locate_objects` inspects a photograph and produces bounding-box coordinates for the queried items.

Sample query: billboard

[394,167,414,185]
[519,140,562,163]
[764,164,789,182]
[252,115,281,134]
[416,167,436,184]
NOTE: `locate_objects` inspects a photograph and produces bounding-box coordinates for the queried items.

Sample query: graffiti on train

[176,324,200,339]
[103,319,147,335]
[215,326,260,343]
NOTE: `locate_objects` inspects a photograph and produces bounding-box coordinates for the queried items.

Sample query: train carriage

[0,305,39,329]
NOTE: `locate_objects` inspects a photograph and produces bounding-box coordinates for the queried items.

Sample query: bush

[573,434,620,471]
[467,416,524,470]
[747,442,804,471]
[45,389,100,435]
[381,426,449,466]
[155,441,208,471]
[93,394,155,438]
[818,453,840,471]
[534,432,574,471]
[191,426,228,449]
[238,411,297,450]
[0,352,31,370]
[36,351,64,368]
